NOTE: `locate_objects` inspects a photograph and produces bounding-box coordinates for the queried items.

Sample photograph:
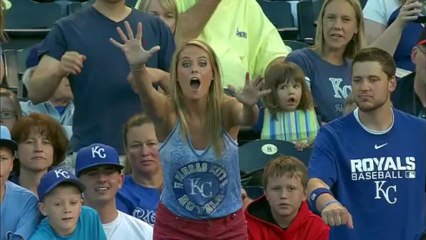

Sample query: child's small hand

[228,73,271,106]
[294,141,313,151]
[241,188,254,209]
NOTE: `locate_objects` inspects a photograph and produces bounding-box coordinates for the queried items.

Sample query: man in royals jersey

[307,47,426,240]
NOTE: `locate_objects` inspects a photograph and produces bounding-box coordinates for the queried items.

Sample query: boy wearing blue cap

[76,143,153,240]
[29,168,107,240]
[0,125,41,240]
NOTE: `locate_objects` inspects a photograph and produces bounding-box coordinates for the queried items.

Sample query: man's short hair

[262,155,308,189]
[352,47,396,79]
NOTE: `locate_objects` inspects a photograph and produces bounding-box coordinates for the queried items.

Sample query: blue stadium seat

[5,0,64,29]
[297,0,316,43]
[239,139,312,174]
[257,0,298,40]
[284,39,310,50]
[360,0,368,9]
[2,49,27,98]
[244,186,264,200]
[312,0,324,22]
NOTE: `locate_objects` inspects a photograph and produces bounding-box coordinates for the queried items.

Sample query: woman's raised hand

[110,21,160,69]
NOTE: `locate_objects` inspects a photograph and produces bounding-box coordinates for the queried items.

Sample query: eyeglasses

[0,111,16,119]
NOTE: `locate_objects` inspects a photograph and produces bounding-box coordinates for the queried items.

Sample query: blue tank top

[159,120,242,219]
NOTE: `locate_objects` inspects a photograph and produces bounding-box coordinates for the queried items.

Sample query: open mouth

[287,97,296,104]
[190,77,201,90]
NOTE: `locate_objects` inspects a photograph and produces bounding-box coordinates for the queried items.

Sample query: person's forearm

[367,22,404,56]
[132,65,169,122]
[175,0,221,45]
[158,75,171,95]
[241,104,259,126]
[29,69,64,104]
[307,178,337,213]
[146,67,171,95]
[132,65,160,105]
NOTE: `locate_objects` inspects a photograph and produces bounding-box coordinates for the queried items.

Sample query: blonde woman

[286,0,365,123]
[117,114,163,225]
[138,0,177,34]
[111,21,270,239]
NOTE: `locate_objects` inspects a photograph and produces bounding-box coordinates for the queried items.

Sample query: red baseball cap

[418,27,426,46]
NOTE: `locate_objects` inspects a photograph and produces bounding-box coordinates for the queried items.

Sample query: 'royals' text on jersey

[309,109,426,240]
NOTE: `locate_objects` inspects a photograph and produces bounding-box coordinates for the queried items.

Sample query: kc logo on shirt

[350,156,417,204]
[173,162,228,217]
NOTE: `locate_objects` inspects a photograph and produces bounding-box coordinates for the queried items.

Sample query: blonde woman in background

[286,0,365,123]
[116,114,163,226]
[137,0,177,34]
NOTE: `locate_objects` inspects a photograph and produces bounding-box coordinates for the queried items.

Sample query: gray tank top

[159,120,242,219]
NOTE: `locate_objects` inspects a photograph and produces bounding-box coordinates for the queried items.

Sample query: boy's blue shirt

[29,206,106,240]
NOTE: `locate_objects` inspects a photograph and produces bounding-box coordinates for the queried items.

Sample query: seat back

[239,139,312,175]
[297,0,316,43]
[257,0,298,40]
[5,0,64,29]
[284,39,310,51]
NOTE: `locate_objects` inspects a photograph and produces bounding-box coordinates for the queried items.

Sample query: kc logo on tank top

[173,162,228,216]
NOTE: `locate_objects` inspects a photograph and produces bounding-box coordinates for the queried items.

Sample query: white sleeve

[363,0,400,25]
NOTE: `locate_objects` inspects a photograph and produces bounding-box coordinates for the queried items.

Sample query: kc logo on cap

[91,145,107,159]
[75,143,123,176]
[38,168,86,201]
[54,168,71,179]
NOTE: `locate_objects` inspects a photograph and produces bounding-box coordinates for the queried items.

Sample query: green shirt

[135,0,291,88]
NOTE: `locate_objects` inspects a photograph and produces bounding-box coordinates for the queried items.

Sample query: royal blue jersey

[309,108,426,240]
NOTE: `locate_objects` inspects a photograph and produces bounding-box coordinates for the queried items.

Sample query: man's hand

[57,51,86,77]
[321,201,354,228]
[110,21,160,69]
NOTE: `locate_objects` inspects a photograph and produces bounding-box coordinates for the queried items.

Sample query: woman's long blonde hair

[170,40,224,157]
[312,0,365,59]
[138,0,178,22]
